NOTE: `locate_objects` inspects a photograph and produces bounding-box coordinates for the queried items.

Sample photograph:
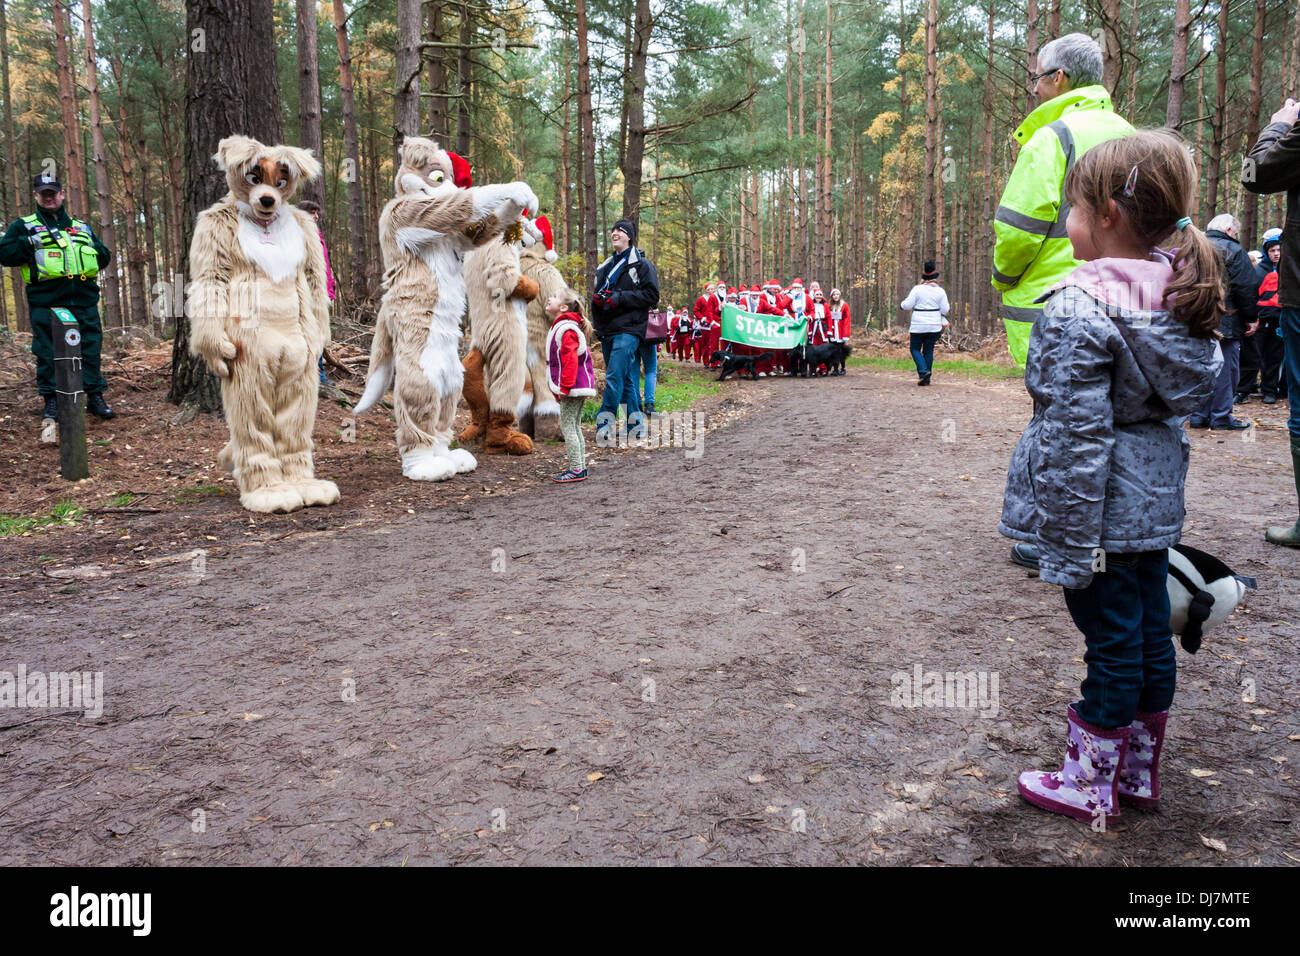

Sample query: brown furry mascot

[187,135,337,514]
[352,137,538,481]
[458,222,540,454]
[516,215,567,441]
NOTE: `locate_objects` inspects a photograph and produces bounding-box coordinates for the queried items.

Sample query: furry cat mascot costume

[187,135,337,514]
[352,137,538,481]
[515,215,568,441]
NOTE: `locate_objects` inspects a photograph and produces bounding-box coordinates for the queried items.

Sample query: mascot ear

[277,146,323,184]
[214,135,261,171]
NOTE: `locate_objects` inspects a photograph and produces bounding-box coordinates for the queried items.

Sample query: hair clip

[1122,165,1139,198]
[1175,216,1192,231]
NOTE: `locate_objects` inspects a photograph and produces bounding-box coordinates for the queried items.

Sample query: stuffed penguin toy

[1167,544,1257,654]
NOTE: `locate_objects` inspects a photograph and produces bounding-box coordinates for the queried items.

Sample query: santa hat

[765,279,779,289]
[447,151,472,189]
[790,278,804,290]
[533,215,558,262]
[750,284,761,293]
[809,281,822,292]
[830,287,842,298]
[728,286,737,295]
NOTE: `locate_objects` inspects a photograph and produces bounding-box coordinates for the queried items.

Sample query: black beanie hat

[612,218,638,245]
[922,260,939,280]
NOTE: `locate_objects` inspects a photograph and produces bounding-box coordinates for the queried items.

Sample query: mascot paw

[533,414,562,442]
[293,479,341,507]
[402,449,458,482]
[241,485,306,514]
[216,443,236,473]
[457,422,486,444]
[494,431,533,455]
[445,447,478,473]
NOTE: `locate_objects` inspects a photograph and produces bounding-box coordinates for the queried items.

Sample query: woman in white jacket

[899,260,950,385]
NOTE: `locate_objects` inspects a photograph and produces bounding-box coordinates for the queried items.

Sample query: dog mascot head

[1167,544,1257,654]
[215,135,321,225]
[393,137,473,197]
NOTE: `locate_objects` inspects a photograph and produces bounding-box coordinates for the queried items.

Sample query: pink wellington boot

[1117,710,1168,809]
[1018,704,1130,824]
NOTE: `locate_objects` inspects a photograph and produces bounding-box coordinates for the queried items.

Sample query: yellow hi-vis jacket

[991,85,1133,365]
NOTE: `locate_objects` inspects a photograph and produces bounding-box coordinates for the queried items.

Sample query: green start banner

[721,305,807,349]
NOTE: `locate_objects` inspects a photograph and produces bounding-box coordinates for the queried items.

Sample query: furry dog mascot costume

[187,135,337,514]
[352,137,538,481]
[515,215,567,441]
[457,220,541,454]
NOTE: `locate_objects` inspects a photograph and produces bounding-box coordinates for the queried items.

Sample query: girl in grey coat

[1002,130,1224,825]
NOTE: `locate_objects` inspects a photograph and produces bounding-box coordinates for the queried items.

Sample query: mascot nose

[259,195,275,208]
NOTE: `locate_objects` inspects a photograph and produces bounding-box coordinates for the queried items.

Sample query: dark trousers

[1063,550,1176,729]
[1193,337,1240,425]
[909,331,940,379]
[31,304,107,397]
[1238,316,1285,396]
[1284,308,1300,439]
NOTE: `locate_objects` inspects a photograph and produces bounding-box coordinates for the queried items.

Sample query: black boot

[644,401,656,418]
[41,395,58,421]
[87,392,115,419]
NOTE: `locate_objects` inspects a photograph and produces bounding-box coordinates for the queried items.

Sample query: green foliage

[0,500,84,536]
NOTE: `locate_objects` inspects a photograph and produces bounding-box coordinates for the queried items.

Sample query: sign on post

[50,307,88,481]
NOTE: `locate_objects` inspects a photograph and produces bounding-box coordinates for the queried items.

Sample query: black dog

[791,342,851,377]
[712,350,774,381]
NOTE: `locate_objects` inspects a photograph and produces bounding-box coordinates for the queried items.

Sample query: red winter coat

[830,301,851,340]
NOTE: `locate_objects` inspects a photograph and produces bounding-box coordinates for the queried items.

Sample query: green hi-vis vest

[20,213,99,283]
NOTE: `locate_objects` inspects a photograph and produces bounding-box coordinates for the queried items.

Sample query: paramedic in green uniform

[0,173,114,420]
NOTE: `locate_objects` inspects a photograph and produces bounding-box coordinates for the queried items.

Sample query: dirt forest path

[2,364,1298,865]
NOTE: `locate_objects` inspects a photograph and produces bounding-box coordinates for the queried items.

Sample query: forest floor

[1,339,1297,865]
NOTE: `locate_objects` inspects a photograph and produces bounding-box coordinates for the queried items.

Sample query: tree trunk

[1,0,28,332]
[621,0,651,220]
[1100,0,1122,91]
[1049,0,1060,40]
[426,4,449,141]
[560,31,571,254]
[576,0,598,294]
[331,0,368,304]
[81,0,120,329]
[1166,0,1190,129]
[822,0,833,281]
[797,0,806,277]
[1207,0,1227,217]
[979,0,995,333]
[53,1,88,215]
[172,0,284,410]
[109,63,146,332]
[456,3,472,156]
[394,0,422,163]
[1026,0,1038,73]
[923,0,938,258]
[1241,0,1265,250]
[296,0,324,206]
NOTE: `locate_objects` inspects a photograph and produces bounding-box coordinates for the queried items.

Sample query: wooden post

[50,307,88,480]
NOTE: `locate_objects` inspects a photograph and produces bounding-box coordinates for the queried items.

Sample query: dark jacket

[1244,120,1300,308]
[0,204,111,309]
[1204,229,1258,339]
[591,245,659,340]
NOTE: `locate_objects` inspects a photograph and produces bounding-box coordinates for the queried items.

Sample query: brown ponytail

[1063,128,1225,338]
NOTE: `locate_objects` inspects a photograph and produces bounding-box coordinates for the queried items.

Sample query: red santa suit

[808,297,832,346]
[692,288,716,364]
[705,287,727,366]
[753,284,788,376]
[829,293,851,342]
[675,310,692,360]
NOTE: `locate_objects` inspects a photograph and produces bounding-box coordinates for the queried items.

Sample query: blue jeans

[1192,337,1240,425]
[599,333,643,434]
[1062,550,1175,729]
[910,331,940,378]
[638,339,659,406]
[1283,308,1300,439]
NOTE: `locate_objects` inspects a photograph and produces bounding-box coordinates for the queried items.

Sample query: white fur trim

[516,391,534,418]
[533,400,561,417]
[545,250,558,262]
[402,447,457,482]
[417,243,467,398]
[399,173,437,196]
[235,207,306,283]
[470,181,539,222]
[526,344,541,368]
[353,359,393,415]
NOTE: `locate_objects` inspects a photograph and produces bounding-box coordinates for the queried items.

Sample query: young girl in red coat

[545,288,598,483]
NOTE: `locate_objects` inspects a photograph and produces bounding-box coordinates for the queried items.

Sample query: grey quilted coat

[999,252,1223,589]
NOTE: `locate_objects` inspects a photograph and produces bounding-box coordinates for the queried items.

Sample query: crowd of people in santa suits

[660,278,851,376]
